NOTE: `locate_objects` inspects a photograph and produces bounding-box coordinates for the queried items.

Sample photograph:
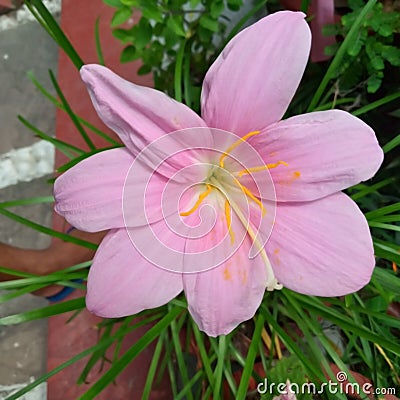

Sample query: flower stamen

[180,184,213,217]
[224,199,235,244]
[237,161,288,177]
[219,130,261,168]
[234,178,266,216]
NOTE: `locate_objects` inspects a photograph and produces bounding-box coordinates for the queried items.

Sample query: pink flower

[54,11,383,336]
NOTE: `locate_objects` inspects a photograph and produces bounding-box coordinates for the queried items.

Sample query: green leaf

[212,335,227,400]
[348,0,365,10]
[170,313,194,400]
[142,330,167,400]
[167,15,186,37]
[382,45,400,66]
[0,207,97,250]
[347,30,366,56]
[366,202,400,220]
[260,356,312,400]
[137,64,152,75]
[18,115,84,158]
[174,40,186,102]
[141,3,163,22]
[26,0,83,69]
[352,91,400,117]
[307,0,378,111]
[369,221,400,232]
[79,306,183,399]
[236,314,264,400]
[350,178,395,200]
[133,18,153,48]
[0,196,53,209]
[5,313,158,400]
[120,45,139,62]
[210,1,224,18]
[111,6,132,27]
[300,0,311,13]
[112,28,134,43]
[227,0,243,11]
[103,0,123,6]
[0,298,85,325]
[94,17,105,66]
[49,70,96,150]
[192,324,214,388]
[27,73,119,145]
[121,0,138,6]
[374,240,400,264]
[367,72,383,93]
[382,133,400,154]
[199,15,219,32]
[377,22,393,37]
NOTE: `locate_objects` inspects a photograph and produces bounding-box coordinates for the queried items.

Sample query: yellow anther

[219,130,261,168]
[224,199,235,245]
[234,179,266,216]
[238,161,288,177]
[180,184,212,217]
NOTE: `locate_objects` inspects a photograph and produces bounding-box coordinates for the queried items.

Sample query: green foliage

[106,0,247,110]
[324,0,400,93]
[260,356,312,400]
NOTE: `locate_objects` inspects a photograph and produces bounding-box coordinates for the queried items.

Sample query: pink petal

[86,228,183,317]
[80,64,207,157]
[54,148,133,232]
[245,110,383,201]
[201,11,311,135]
[267,192,375,296]
[183,207,269,336]
[184,239,268,336]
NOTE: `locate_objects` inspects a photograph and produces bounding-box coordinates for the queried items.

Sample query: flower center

[179,130,287,290]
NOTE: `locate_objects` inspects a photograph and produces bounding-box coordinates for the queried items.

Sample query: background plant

[324,0,400,94]
[104,0,265,111]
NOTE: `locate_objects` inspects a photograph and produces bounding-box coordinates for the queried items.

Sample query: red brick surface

[0,0,13,8]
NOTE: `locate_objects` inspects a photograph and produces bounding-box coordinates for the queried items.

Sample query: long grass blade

[78,306,182,399]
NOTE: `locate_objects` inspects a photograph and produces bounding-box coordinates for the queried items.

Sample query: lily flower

[54,11,383,336]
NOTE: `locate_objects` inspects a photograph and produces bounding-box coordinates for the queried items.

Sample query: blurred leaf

[112,27,134,43]
[120,45,139,62]
[236,314,264,400]
[210,1,224,18]
[111,6,132,27]
[141,3,163,22]
[0,298,85,325]
[133,18,153,48]
[94,17,105,66]
[227,0,243,11]
[260,356,312,400]
[103,0,123,6]
[137,64,152,75]
[167,15,186,37]
[199,14,219,32]
[79,306,183,399]
[121,0,138,5]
